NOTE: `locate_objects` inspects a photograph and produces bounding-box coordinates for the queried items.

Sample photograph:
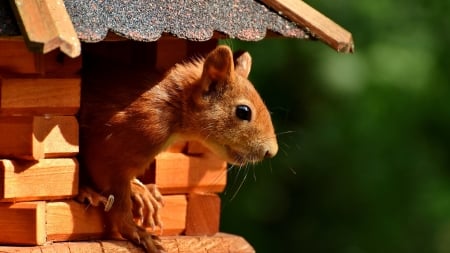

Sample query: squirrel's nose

[264,141,278,159]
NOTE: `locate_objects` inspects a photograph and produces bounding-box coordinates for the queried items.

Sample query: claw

[130,179,164,232]
[104,194,115,212]
[77,186,110,209]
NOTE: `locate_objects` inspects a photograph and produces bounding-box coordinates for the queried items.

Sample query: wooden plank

[0,116,39,159]
[35,116,79,158]
[0,201,46,245]
[0,158,79,201]
[46,195,187,242]
[0,77,80,116]
[0,38,81,77]
[153,152,227,194]
[185,193,221,236]
[0,234,255,253]
[45,200,105,242]
[0,38,39,74]
[39,49,82,77]
[12,0,81,57]
[261,0,354,53]
[0,116,79,160]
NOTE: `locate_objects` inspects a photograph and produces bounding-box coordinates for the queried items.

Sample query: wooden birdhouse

[0,0,352,252]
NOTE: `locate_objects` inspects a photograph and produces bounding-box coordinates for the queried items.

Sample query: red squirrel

[79,45,278,252]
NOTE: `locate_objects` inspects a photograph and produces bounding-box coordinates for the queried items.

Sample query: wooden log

[185,193,221,236]
[152,152,227,194]
[0,38,39,75]
[39,49,82,77]
[0,116,39,159]
[46,195,187,242]
[46,200,105,242]
[0,77,80,116]
[0,116,79,160]
[0,158,78,201]
[35,116,79,158]
[0,233,255,253]
[11,0,81,57]
[261,0,354,53]
[0,201,46,246]
[0,38,81,76]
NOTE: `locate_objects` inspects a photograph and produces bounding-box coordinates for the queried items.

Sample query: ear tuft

[203,45,234,82]
[234,50,252,78]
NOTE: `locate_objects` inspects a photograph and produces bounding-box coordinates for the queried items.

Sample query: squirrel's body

[79,46,278,252]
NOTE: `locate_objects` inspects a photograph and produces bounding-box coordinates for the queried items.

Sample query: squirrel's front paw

[115,212,166,253]
[130,179,164,232]
[76,185,114,211]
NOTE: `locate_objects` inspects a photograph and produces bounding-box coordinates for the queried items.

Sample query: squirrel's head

[185,45,278,165]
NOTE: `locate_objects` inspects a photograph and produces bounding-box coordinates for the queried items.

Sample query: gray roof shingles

[1,0,307,42]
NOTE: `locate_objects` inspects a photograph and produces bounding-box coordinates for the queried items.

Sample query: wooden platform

[0,233,254,253]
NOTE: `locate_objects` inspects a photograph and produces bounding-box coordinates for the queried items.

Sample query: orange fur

[79,45,278,252]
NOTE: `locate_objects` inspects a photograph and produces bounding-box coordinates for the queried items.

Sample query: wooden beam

[185,193,221,236]
[0,38,39,74]
[0,116,79,160]
[0,38,82,76]
[35,116,79,158]
[0,201,46,245]
[0,158,79,201]
[11,0,81,57]
[46,195,187,242]
[0,233,255,253]
[152,152,227,194]
[261,0,354,53]
[0,77,80,116]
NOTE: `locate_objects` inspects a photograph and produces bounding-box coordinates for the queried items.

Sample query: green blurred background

[219,0,450,252]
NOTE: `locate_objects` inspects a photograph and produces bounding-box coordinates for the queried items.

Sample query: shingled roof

[2,0,353,57]
[65,0,307,42]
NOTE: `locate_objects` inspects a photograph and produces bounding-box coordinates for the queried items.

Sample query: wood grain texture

[0,116,79,160]
[153,152,227,194]
[0,38,38,74]
[46,195,187,242]
[0,233,255,253]
[0,77,80,116]
[0,116,38,159]
[261,0,354,53]
[0,38,82,76]
[39,49,82,77]
[0,201,46,245]
[0,158,79,201]
[12,0,81,57]
[185,193,221,236]
[46,200,105,242]
[35,116,79,158]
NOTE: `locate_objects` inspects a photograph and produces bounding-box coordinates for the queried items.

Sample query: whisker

[252,165,257,182]
[288,167,297,175]
[276,130,296,136]
[280,146,289,157]
[230,166,249,201]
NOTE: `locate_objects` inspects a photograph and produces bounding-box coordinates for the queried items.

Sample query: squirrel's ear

[234,51,252,78]
[200,46,234,91]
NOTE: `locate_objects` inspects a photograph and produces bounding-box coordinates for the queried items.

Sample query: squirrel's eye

[236,105,252,121]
